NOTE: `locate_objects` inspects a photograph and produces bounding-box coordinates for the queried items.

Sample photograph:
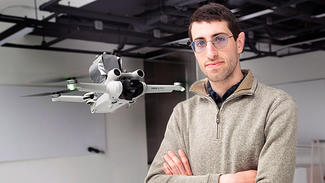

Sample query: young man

[145,3,297,183]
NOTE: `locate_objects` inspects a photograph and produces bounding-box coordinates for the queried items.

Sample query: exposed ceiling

[0,0,324,61]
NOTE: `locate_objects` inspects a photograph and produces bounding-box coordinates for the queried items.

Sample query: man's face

[190,20,245,82]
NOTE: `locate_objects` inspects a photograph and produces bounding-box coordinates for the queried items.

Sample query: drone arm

[77,81,122,99]
[77,83,107,93]
[144,83,185,94]
[89,93,128,113]
[52,95,84,103]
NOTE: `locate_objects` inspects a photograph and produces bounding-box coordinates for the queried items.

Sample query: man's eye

[195,40,206,47]
[214,36,226,42]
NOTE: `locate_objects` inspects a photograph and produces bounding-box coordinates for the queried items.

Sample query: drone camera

[107,68,121,81]
[136,70,144,78]
[131,69,145,78]
[113,68,121,76]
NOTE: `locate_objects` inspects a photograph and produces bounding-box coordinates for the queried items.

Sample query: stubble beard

[204,60,237,83]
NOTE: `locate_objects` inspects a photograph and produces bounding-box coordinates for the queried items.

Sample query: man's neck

[210,69,244,97]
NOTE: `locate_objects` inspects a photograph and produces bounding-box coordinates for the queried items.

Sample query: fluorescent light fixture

[312,13,325,19]
[277,35,297,41]
[238,9,274,22]
[163,38,190,45]
[59,0,96,8]
[231,8,240,14]
[0,27,34,46]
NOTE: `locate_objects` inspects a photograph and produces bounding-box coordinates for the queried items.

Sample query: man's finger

[163,154,180,174]
[178,149,193,176]
[168,151,187,175]
[162,162,173,175]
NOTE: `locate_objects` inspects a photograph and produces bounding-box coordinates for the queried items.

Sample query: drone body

[47,53,185,113]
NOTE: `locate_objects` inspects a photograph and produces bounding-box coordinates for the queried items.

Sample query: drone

[25,53,185,113]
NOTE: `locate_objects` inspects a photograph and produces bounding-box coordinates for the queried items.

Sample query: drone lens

[113,69,121,76]
[137,70,144,77]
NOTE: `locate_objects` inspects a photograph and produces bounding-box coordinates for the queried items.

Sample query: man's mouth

[205,61,224,69]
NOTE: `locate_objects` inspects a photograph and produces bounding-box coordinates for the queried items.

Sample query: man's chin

[207,76,226,83]
[207,70,232,81]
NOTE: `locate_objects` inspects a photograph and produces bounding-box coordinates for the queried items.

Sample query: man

[145,3,297,183]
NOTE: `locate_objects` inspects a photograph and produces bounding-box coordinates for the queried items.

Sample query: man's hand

[162,149,192,176]
[219,170,257,183]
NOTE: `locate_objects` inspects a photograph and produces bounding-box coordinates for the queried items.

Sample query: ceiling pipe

[165,0,207,7]
[39,1,145,26]
[0,26,34,46]
[39,0,184,36]
[120,31,187,53]
[275,37,325,52]
[0,14,157,42]
[2,43,145,58]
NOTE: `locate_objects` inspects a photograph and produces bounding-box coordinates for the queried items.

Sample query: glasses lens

[212,34,228,49]
[191,34,231,53]
[192,39,206,53]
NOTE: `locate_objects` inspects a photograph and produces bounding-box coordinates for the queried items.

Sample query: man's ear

[236,32,245,54]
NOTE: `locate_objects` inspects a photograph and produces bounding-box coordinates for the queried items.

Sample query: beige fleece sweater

[145,70,297,183]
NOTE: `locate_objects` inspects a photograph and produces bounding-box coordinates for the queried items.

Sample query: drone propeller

[23,78,80,97]
[22,89,74,97]
[31,75,88,84]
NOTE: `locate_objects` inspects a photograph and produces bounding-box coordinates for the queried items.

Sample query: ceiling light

[312,13,325,19]
[231,8,240,14]
[0,27,34,46]
[277,35,297,41]
[238,9,274,22]
[163,38,190,45]
[59,0,96,8]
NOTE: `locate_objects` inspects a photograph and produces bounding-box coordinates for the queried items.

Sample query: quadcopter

[25,53,185,113]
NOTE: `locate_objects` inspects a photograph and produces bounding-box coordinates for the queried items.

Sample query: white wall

[0,99,148,183]
[294,167,308,183]
[0,85,106,162]
[240,51,325,85]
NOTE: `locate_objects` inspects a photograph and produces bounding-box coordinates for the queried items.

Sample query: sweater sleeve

[256,95,297,183]
[144,106,221,183]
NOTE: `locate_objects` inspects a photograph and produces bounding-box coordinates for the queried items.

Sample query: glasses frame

[190,34,234,53]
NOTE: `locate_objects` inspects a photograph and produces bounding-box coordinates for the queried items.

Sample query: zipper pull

[216,113,220,139]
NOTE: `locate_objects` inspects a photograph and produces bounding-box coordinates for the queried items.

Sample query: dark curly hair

[188,3,241,41]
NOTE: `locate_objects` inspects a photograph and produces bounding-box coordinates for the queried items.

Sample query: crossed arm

[162,149,257,183]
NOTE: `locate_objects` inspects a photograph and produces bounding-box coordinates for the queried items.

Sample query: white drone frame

[51,68,185,113]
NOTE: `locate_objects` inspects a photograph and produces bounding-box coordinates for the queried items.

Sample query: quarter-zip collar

[189,69,257,98]
[207,72,247,107]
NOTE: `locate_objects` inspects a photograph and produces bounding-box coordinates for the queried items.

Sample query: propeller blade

[21,89,73,97]
[77,83,106,93]
[31,75,88,84]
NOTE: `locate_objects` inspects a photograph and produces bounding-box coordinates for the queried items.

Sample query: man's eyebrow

[193,37,205,41]
[193,32,229,41]
[211,32,228,37]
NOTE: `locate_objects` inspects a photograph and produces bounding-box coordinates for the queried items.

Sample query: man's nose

[206,42,218,60]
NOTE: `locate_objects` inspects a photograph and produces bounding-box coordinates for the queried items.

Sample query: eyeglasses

[191,34,233,53]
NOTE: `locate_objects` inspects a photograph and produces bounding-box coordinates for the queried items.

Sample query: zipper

[215,92,252,139]
[196,92,252,140]
[216,112,220,139]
